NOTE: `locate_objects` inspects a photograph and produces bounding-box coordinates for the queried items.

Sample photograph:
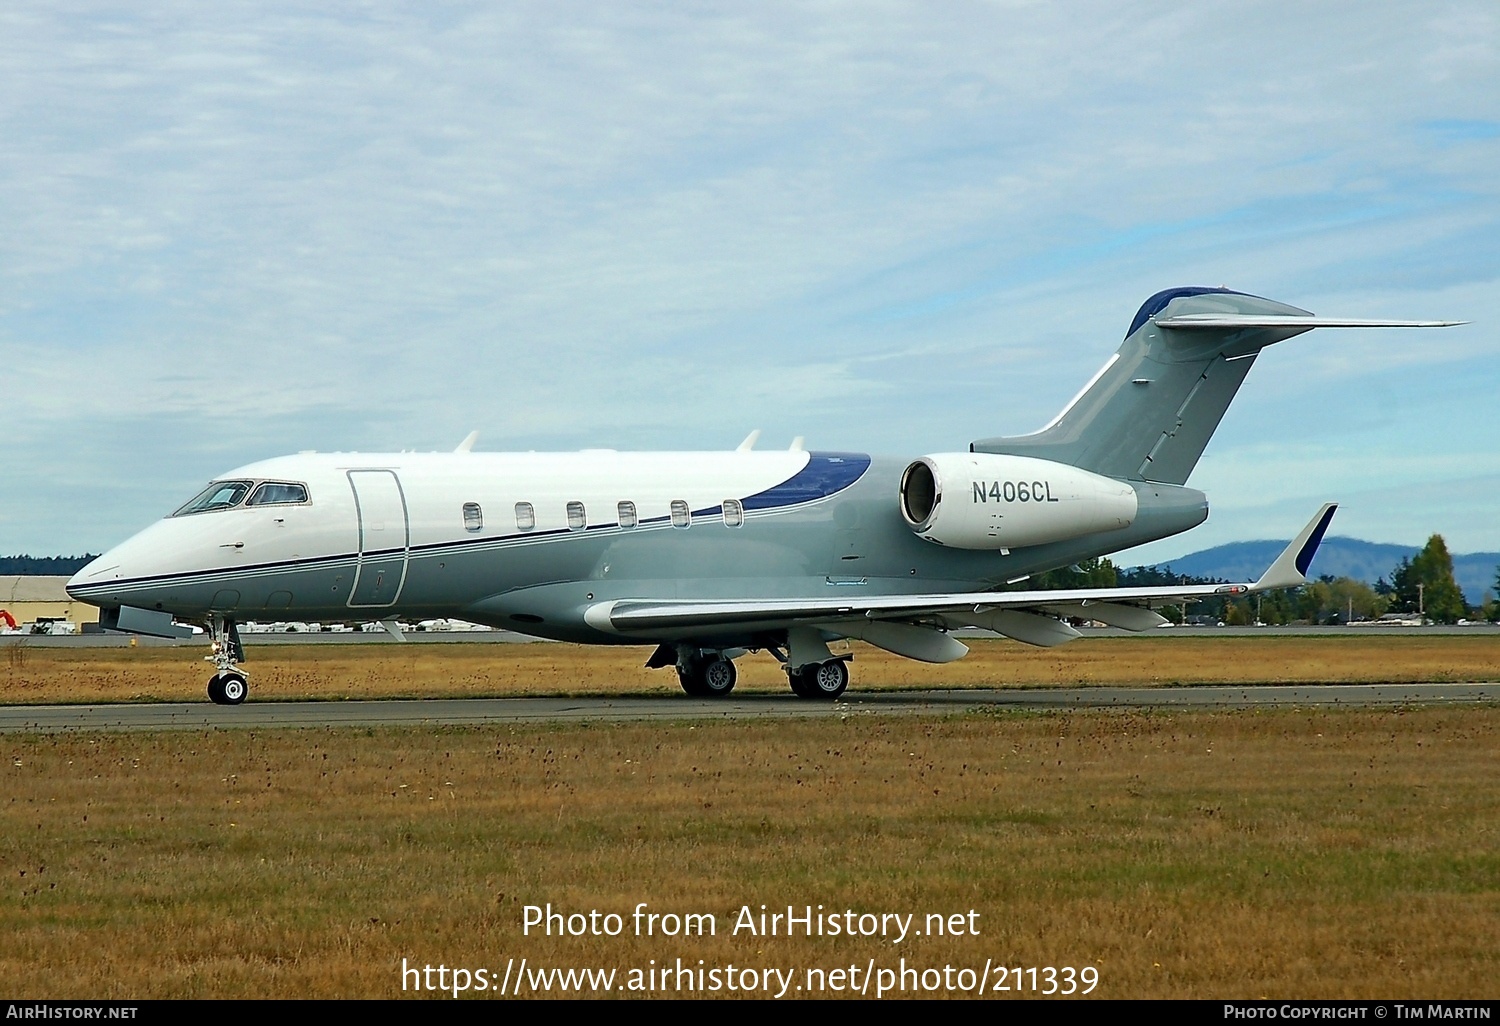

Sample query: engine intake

[899,453,1137,549]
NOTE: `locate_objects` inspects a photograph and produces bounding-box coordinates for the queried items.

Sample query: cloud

[1,1,1497,553]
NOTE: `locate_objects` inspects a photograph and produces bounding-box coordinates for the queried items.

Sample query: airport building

[0,576,99,633]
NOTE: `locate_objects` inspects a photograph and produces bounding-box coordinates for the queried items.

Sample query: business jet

[66,287,1460,704]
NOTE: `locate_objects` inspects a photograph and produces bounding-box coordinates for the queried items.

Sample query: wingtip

[1252,503,1338,591]
[1295,503,1339,578]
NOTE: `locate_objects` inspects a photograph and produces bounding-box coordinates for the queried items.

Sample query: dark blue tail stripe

[1295,505,1338,577]
[1127,286,1264,338]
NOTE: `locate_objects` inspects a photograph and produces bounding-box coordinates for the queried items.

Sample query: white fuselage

[67,446,1206,647]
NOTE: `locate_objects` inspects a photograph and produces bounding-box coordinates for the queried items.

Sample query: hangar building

[0,576,99,633]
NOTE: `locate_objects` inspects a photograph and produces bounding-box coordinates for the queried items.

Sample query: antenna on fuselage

[736,429,761,452]
[789,436,805,452]
[454,430,479,453]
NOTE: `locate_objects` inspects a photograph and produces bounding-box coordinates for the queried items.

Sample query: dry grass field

[2,637,1496,999]
[3,633,1499,705]
[1,706,1496,999]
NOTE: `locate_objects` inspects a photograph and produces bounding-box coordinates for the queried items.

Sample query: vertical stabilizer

[972,288,1318,484]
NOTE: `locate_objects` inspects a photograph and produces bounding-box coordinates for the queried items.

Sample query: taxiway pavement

[0,683,1493,733]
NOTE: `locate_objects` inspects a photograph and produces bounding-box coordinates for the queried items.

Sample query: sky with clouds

[2,1,1497,567]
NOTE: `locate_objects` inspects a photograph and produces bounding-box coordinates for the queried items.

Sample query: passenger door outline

[347,469,410,608]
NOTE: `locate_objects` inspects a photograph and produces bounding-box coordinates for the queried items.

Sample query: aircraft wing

[586,504,1337,660]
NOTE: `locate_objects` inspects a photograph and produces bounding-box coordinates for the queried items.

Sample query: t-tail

[971,287,1463,484]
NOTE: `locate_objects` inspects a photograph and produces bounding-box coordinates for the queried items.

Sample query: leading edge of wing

[586,504,1338,634]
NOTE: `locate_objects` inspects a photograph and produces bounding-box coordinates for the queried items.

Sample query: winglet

[1251,503,1338,591]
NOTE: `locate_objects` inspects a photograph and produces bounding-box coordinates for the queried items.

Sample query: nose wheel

[204,614,249,705]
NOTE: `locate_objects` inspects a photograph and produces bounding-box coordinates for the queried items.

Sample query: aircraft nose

[66,550,126,604]
[64,516,228,614]
[64,523,181,608]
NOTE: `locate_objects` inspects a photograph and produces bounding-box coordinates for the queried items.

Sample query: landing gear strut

[652,640,848,699]
[779,627,852,699]
[205,614,248,705]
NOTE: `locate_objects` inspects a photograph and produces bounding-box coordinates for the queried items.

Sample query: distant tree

[1037,559,1404,626]
[1116,563,1196,589]
[1390,558,1411,604]
[1029,556,1119,590]
[1224,599,1253,626]
[1390,536,1467,623]
[1201,587,1301,626]
[1297,577,1390,624]
[0,555,97,575]
[1116,564,1241,622]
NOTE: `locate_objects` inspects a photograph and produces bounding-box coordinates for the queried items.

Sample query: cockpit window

[173,480,253,516]
[248,482,310,506]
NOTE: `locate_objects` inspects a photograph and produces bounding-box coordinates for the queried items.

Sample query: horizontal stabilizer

[1156,315,1466,329]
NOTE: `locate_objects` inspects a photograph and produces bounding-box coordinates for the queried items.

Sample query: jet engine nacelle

[899,453,1138,549]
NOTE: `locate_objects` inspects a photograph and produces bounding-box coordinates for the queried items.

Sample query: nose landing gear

[205,614,248,705]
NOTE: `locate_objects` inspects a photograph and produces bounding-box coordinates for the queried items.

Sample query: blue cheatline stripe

[740,452,871,512]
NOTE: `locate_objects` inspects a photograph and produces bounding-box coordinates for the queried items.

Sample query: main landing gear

[677,651,739,697]
[205,614,248,705]
[653,640,852,701]
[777,626,851,700]
[787,658,849,700]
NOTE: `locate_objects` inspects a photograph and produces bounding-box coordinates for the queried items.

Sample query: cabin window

[567,501,587,531]
[515,501,535,532]
[670,500,691,528]
[618,500,637,529]
[173,480,253,516]
[247,482,309,507]
[462,502,483,532]
[722,498,744,528]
